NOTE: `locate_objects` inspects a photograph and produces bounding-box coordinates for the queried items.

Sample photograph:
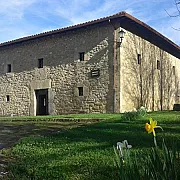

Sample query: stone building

[0,11,180,116]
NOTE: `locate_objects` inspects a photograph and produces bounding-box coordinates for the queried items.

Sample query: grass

[0,113,121,122]
[3,111,180,179]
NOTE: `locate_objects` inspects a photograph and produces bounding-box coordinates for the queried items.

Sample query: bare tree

[165,0,180,30]
[166,0,180,17]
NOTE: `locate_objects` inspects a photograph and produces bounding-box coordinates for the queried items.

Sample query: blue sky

[1,0,180,45]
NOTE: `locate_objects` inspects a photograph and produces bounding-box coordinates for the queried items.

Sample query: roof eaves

[0,11,179,52]
[123,12,180,51]
[0,11,126,47]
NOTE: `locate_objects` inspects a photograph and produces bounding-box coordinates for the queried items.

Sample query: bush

[121,106,147,121]
[137,106,147,117]
[121,111,140,121]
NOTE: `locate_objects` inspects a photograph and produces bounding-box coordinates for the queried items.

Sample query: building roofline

[0,11,180,52]
[123,12,180,51]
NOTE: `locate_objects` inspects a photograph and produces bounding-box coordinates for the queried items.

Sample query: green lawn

[0,113,121,122]
[5,111,180,179]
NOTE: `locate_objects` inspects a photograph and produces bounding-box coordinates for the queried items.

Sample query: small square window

[137,54,141,65]
[173,66,175,75]
[78,87,83,96]
[79,52,85,61]
[7,64,11,73]
[157,60,160,70]
[6,95,10,102]
[38,58,43,68]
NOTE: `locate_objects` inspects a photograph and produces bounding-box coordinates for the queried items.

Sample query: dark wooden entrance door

[35,89,48,115]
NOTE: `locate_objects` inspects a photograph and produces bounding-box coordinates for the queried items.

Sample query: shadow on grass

[7,116,180,179]
[54,120,154,148]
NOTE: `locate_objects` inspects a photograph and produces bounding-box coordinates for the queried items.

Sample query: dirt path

[0,123,41,179]
[0,120,94,179]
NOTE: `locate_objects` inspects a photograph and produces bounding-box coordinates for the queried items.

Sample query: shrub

[121,106,147,121]
[137,106,147,117]
[121,111,140,121]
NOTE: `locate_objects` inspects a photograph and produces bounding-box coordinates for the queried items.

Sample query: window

[78,87,83,96]
[79,52,85,61]
[6,95,10,102]
[38,58,43,68]
[157,60,160,70]
[173,66,175,75]
[7,64,11,73]
[137,54,141,65]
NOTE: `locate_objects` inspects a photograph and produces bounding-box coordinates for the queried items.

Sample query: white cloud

[0,0,180,45]
[47,0,127,24]
[0,0,37,20]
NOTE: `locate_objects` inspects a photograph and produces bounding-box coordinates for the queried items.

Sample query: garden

[1,110,180,179]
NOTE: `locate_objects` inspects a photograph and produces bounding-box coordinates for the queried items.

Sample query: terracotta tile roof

[0,11,125,47]
[0,11,180,52]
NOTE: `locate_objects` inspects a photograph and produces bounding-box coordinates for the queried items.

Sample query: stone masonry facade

[0,11,180,116]
[120,31,180,112]
[0,21,115,116]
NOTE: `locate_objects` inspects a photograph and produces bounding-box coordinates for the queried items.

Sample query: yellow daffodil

[145,118,157,136]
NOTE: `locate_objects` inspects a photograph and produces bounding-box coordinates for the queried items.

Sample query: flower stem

[157,126,165,143]
[154,136,157,147]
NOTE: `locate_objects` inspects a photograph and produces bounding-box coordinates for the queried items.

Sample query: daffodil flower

[145,118,164,147]
[117,140,132,157]
[117,140,132,150]
[145,118,158,136]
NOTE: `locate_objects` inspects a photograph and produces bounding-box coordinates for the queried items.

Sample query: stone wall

[0,17,179,116]
[120,30,180,112]
[0,22,115,116]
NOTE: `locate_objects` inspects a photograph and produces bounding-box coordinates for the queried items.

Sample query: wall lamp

[118,29,125,45]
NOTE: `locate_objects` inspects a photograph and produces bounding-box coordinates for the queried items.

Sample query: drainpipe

[113,30,117,113]
[160,53,163,111]
[119,37,122,113]
[109,19,117,113]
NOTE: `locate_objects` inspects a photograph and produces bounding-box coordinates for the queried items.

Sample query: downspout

[160,52,163,111]
[152,45,156,111]
[109,19,117,113]
[119,38,122,113]
[113,30,117,113]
